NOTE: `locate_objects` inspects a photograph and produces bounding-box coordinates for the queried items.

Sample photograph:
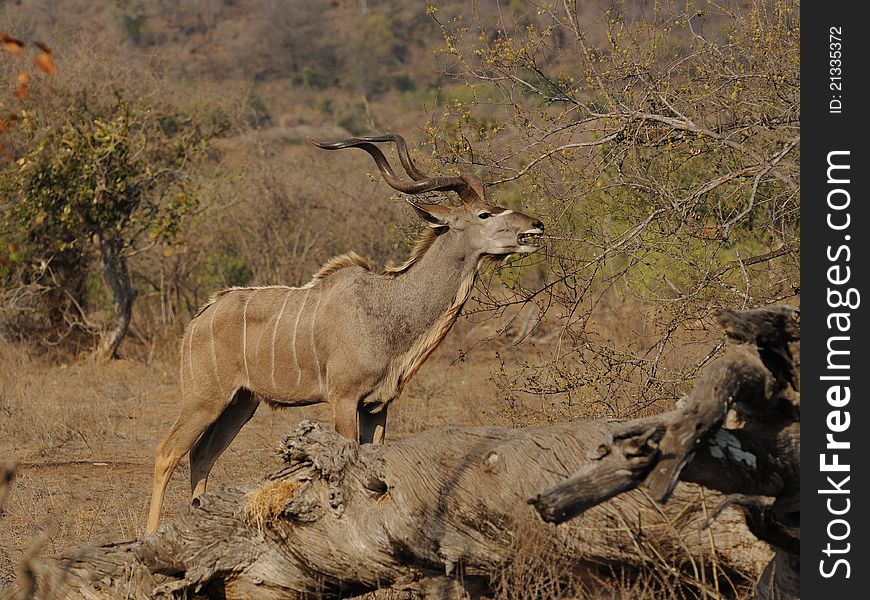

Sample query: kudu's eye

[478,212,491,220]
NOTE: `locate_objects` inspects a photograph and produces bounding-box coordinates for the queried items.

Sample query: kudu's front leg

[333,396,359,442]
[332,396,387,444]
[359,407,387,445]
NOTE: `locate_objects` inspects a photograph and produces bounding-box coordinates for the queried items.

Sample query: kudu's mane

[310,252,378,281]
[311,227,439,280]
[191,229,440,320]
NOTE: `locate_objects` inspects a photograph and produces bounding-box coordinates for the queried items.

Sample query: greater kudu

[145,134,543,534]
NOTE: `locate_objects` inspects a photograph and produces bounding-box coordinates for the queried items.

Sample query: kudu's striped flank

[145,133,544,534]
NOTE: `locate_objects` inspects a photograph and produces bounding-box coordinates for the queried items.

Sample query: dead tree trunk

[91,234,136,362]
[531,306,800,599]
[19,306,798,599]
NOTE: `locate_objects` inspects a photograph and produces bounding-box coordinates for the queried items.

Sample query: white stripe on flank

[292,289,310,383]
[242,294,252,386]
[188,319,198,390]
[271,290,291,389]
[209,303,220,385]
[310,293,323,392]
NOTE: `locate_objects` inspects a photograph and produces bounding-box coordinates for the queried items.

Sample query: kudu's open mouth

[517,227,544,251]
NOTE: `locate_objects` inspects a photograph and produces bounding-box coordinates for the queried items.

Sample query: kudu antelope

[145,133,543,534]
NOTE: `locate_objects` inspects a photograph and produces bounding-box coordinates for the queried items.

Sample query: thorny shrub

[426,0,799,417]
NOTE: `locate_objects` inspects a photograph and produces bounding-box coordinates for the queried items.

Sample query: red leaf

[13,73,29,100]
[0,32,24,56]
[34,51,56,75]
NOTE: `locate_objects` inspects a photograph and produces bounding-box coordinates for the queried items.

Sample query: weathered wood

[645,346,770,501]
[14,306,798,599]
[532,349,773,518]
[716,305,800,347]
[532,305,800,600]
[530,423,664,523]
[18,421,763,599]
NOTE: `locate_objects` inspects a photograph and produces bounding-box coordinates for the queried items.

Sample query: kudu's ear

[407,200,451,229]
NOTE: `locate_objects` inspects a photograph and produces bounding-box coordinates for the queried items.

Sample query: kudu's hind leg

[189,389,259,502]
[145,393,232,535]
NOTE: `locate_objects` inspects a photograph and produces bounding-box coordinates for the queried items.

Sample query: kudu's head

[309,134,544,258]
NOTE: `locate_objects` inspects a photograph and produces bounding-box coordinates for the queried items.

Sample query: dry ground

[0,308,769,598]
[0,318,528,589]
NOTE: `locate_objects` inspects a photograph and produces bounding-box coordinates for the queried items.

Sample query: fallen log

[531,306,800,599]
[16,306,797,599]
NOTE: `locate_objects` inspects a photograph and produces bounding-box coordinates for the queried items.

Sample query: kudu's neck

[385,230,480,350]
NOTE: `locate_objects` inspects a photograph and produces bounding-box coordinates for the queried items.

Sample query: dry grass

[0,322,516,589]
[0,337,311,589]
[0,306,763,597]
[485,490,761,600]
[245,478,302,532]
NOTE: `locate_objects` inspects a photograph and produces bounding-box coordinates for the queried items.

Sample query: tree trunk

[92,234,136,361]
[16,306,798,599]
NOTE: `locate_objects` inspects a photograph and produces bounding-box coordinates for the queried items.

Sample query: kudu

[145,133,544,534]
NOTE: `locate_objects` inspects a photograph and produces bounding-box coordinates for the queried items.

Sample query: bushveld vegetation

[0,1,798,597]
[426,0,799,416]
